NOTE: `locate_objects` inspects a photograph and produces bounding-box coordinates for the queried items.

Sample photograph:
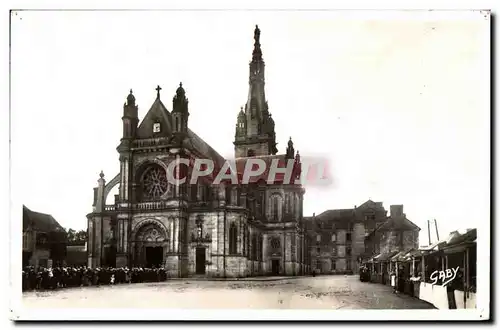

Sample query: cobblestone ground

[22,275,435,309]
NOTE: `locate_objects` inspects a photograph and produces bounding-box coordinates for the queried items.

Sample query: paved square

[22,275,435,309]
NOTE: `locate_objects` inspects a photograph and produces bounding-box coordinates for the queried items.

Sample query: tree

[65,228,87,243]
[75,230,87,243]
[66,228,76,242]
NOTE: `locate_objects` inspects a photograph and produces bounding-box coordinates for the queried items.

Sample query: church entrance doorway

[196,247,206,275]
[145,246,163,268]
[271,259,280,275]
[132,221,169,268]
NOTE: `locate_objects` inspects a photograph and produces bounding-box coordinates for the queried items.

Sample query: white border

[3,0,494,323]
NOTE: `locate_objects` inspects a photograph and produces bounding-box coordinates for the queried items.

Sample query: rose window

[142,165,169,199]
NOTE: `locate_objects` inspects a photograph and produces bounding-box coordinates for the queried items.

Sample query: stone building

[23,205,67,268]
[86,26,310,277]
[364,204,420,257]
[305,200,420,274]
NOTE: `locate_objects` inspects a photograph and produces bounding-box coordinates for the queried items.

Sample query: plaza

[22,275,434,310]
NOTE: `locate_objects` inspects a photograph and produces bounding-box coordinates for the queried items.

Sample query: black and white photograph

[8,5,490,322]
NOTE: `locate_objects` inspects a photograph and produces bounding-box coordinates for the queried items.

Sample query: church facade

[86,26,311,277]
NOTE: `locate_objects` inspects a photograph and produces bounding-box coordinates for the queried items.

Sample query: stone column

[87,217,94,268]
[281,232,286,274]
[123,221,129,253]
[172,219,179,253]
[117,220,123,253]
[262,233,269,273]
[95,172,106,212]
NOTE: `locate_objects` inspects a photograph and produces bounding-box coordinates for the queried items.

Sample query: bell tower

[234,25,278,158]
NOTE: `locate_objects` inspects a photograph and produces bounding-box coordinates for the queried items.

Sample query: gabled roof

[372,216,420,232]
[184,129,225,167]
[136,96,225,167]
[23,205,65,233]
[315,199,385,220]
[136,98,173,138]
[356,199,384,210]
[316,208,354,220]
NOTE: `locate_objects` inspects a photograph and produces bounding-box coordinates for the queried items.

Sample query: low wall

[418,282,449,309]
[454,290,477,309]
[419,283,477,309]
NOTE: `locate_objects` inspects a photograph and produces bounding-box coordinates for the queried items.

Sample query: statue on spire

[254,25,260,44]
[286,137,295,159]
[252,25,263,61]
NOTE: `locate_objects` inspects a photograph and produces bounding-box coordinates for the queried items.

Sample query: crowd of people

[22,266,168,291]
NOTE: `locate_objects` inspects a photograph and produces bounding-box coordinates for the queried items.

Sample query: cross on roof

[156,85,162,98]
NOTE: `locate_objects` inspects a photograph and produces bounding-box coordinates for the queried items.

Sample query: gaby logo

[429,266,460,286]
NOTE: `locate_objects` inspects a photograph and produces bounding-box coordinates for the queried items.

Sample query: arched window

[199,185,208,201]
[259,234,263,260]
[242,225,246,255]
[252,234,257,261]
[190,184,198,201]
[271,194,283,222]
[225,186,232,204]
[231,188,237,206]
[295,194,300,220]
[260,193,265,216]
[229,223,238,254]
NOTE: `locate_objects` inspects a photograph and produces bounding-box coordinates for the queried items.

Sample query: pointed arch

[269,193,283,222]
[229,222,238,254]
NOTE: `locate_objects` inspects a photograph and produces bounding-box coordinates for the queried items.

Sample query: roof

[374,251,399,262]
[357,199,384,210]
[316,208,354,220]
[447,228,476,245]
[377,216,420,231]
[23,205,65,233]
[390,249,415,262]
[136,96,225,167]
[366,216,420,239]
[184,129,225,168]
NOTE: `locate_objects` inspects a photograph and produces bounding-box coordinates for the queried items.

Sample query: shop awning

[374,251,399,262]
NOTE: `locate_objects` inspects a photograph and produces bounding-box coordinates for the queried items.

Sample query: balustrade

[132,137,170,149]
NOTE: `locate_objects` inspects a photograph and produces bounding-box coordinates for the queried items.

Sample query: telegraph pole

[434,219,440,241]
[427,220,431,245]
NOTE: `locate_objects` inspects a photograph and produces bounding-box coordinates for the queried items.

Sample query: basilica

[86,26,311,277]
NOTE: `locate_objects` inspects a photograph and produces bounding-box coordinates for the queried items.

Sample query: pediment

[136,98,173,139]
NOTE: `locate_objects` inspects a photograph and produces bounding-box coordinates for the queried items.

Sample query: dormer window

[153,122,161,133]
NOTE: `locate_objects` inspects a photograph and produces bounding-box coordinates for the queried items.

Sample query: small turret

[122,89,138,140]
[172,82,189,134]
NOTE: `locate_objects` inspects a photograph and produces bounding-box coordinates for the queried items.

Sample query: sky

[11,10,490,246]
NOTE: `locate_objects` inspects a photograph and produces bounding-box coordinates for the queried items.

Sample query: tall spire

[234,25,277,157]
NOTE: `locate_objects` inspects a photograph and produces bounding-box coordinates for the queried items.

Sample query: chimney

[390,205,404,217]
[313,213,315,217]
